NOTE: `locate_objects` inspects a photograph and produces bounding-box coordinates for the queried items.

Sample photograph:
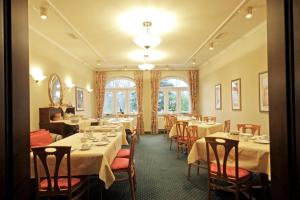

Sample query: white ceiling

[28,0,266,70]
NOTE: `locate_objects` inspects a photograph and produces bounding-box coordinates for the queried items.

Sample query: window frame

[103,78,137,115]
[158,77,191,114]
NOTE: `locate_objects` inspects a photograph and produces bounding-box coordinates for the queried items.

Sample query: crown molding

[184,0,250,64]
[47,0,106,63]
[29,25,95,70]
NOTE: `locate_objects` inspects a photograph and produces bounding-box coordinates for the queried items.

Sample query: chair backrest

[187,125,198,147]
[203,116,216,122]
[32,146,71,192]
[237,124,261,135]
[176,121,188,138]
[164,115,170,129]
[169,116,177,128]
[193,114,202,121]
[205,137,239,179]
[224,120,231,132]
[129,134,138,167]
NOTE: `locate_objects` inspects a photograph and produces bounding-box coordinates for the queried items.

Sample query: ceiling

[28,0,266,70]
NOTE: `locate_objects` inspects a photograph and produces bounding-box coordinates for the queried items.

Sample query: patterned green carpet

[89,134,267,200]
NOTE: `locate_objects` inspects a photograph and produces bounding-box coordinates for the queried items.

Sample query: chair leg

[169,138,173,150]
[133,167,137,191]
[235,184,240,200]
[187,164,191,180]
[208,183,212,200]
[129,176,136,200]
[176,143,180,159]
[197,161,200,175]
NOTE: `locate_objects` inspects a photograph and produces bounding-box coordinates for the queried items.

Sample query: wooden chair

[116,132,137,158]
[205,137,252,200]
[110,134,138,200]
[203,116,216,123]
[193,113,202,121]
[224,120,231,132]
[169,116,178,150]
[32,146,89,200]
[187,125,201,179]
[163,114,170,136]
[237,124,261,135]
[175,121,189,158]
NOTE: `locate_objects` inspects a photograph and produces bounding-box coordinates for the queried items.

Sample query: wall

[29,30,95,131]
[104,70,189,132]
[198,22,269,134]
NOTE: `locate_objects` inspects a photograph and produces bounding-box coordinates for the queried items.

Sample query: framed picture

[231,78,241,110]
[215,84,222,110]
[259,71,269,112]
[75,87,84,111]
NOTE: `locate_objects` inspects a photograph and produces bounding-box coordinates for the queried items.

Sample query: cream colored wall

[198,22,269,135]
[104,70,189,132]
[29,31,95,131]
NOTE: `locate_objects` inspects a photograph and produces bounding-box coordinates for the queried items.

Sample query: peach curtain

[95,71,106,117]
[134,71,144,135]
[150,71,161,134]
[188,70,199,115]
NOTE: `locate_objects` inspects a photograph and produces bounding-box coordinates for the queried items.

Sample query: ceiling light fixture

[138,63,155,70]
[245,6,253,19]
[133,21,161,49]
[209,42,214,50]
[138,54,155,70]
[40,6,48,20]
[96,60,101,66]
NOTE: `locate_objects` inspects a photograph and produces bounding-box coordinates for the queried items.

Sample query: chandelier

[138,54,155,70]
[133,21,161,49]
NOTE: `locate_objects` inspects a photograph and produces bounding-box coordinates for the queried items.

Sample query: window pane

[129,91,137,113]
[116,91,126,113]
[158,91,164,113]
[160,78,188,88]
[106,79,135,88]
[168,91,177,112]
[103,92,113,114]
[181,91,190,113]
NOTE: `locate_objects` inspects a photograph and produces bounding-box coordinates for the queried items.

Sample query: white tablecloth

[187,132,271,177]
[169,122,223,138]
[30,131,128,189]
[107,118,135,130]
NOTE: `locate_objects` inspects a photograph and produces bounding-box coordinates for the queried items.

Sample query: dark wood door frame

[0,0,30,199]
[267,0,300,199]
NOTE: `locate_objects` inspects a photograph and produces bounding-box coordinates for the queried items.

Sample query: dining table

[30,130,128,189]
[187,132,271,177]
[169,121,224,138]
[106,117,135,130]
[86,124,128,145]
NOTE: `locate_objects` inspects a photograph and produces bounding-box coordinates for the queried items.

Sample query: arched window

[158,78,190,114]
[103,78,137,115]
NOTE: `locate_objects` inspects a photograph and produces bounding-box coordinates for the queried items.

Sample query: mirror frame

[48,73,63,106]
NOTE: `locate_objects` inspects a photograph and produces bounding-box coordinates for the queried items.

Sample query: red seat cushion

[40,177,81,189]
[111,158,129,170]
[116,149,130,158]
[30,130,52,147]
[210,163,250,179]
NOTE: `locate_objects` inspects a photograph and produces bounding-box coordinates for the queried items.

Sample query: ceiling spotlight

[96,60,101,66]
[192,59,196,65]
[124,66,128,71]
[209,42,214,50]
[245,6,253,19]
[40,6,48,20]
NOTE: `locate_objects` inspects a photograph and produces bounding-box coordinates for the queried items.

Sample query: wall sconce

[65,78,75,89]
[30,68,46,84]
[86,85,93,93]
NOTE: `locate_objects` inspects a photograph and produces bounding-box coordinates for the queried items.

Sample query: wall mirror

[48,73,63,105]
